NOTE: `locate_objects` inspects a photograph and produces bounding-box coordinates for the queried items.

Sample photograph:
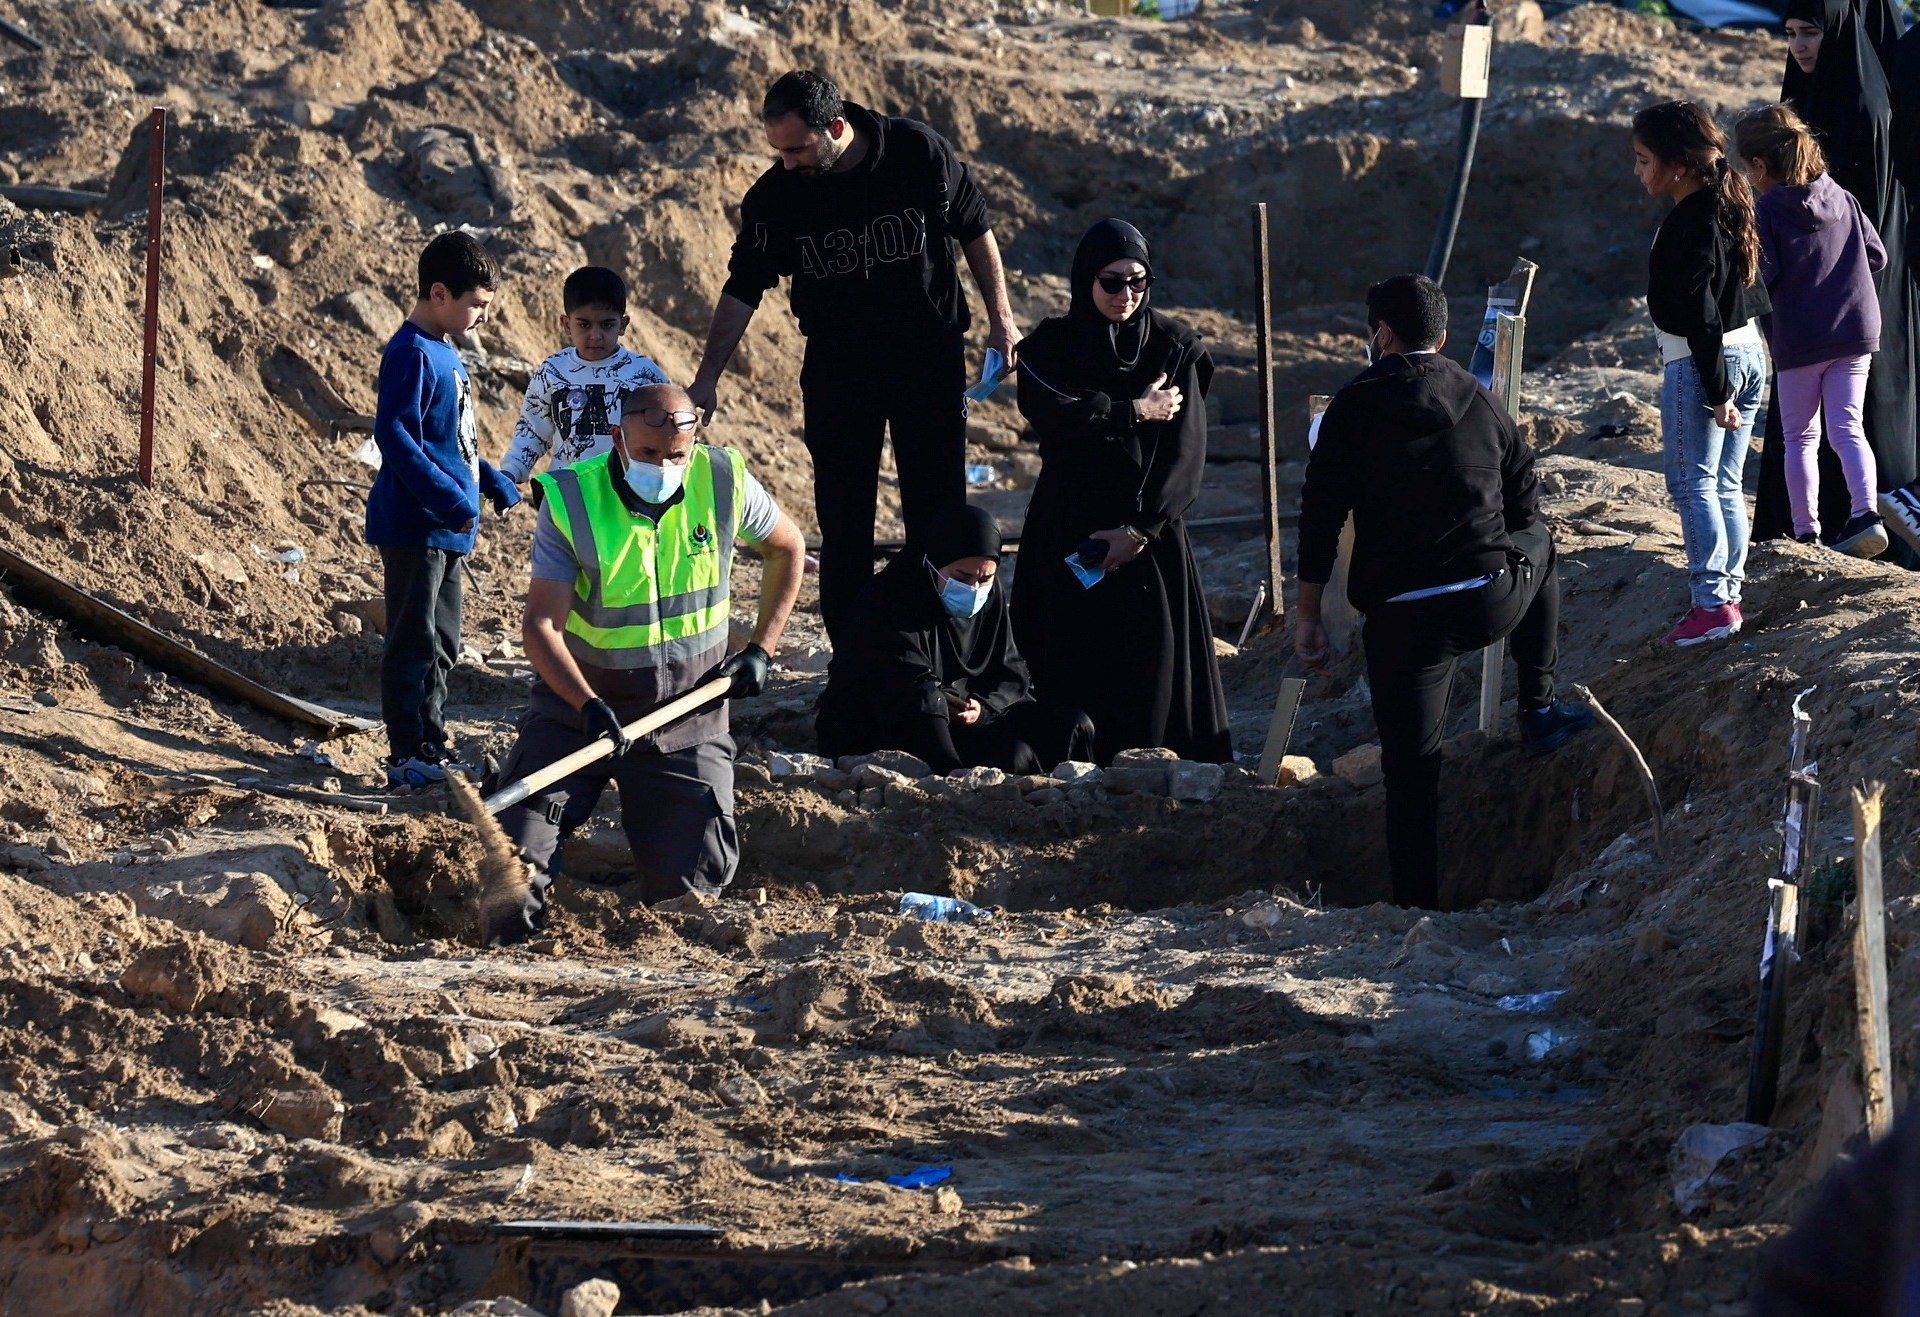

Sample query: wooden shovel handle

[481,677,734,815]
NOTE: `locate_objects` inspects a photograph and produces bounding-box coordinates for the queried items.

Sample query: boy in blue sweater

[367,231,522,786]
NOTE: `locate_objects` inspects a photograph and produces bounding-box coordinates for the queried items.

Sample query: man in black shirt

[688,70,1020,648]
[1295,274,1592,909]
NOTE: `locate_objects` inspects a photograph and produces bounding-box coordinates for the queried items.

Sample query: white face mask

[1364,326,1386,365]
[622,455,685,504]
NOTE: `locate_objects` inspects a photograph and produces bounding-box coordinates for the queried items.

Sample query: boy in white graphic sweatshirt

[499,266,671,487]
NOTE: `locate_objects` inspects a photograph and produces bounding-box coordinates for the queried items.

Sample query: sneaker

[1795,532,1820,545]
[1833,512,1890,559]
[1519,700,1595,756]
[1664,604,1740,646]
[1876,487,1920,556]
[385,754,448,787]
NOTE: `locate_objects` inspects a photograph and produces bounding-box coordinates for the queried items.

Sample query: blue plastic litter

[1496,990,1567,1014]
[833,1165,953,1190]
[898,893,992,923]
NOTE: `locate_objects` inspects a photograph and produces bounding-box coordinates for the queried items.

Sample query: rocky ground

[0,1,1911,1314]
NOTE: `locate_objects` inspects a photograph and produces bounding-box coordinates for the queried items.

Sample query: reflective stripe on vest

[537,446,744,671]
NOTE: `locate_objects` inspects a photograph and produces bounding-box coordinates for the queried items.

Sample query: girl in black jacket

[1633,101,1771,646]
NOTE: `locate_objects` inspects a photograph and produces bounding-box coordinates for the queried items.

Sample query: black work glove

[707,642,771,699]
[486,483,523,517]
[580,697,631,757]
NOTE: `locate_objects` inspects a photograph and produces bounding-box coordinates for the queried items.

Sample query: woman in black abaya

[1757,0,1920,544]
[1012,219,1231,764]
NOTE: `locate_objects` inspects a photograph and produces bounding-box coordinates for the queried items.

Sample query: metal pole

[1253,202,1283,626]
[138,107,166,490]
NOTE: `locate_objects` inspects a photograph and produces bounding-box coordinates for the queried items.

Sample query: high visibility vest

[535,446,744,749]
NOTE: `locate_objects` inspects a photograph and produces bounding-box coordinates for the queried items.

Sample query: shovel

[443,676,734,945]
[480,676,734,814]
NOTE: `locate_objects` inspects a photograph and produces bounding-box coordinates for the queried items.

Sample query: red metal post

[138,106,166,489]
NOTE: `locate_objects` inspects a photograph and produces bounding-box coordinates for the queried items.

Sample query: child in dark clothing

[366,231,522,786]
[1737,102,1890,557]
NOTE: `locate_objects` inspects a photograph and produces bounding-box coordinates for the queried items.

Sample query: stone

[1275,755,1319,787]
[951,766,1007,791]
[812,769,854,792]
[883,782,927,808]
[866,749,933,779]
[1051,761,1102,785]
[981,780,1024,802]
[1112,747,1179,766]
[4,845,50,873]
[858,787,885,809]
[1025,788,1065,807]
[769,751,830,779]
[1212,637,1238,659]
[1332,744,1384,787]
[369,1202,434,1266]
[858,763,913,790]
[834,755,874,772]
[44,833,77,861]
[832,789,857,809]
[254,1083,346,1141]
[1168,761,1224,802]
[559,1279,622,1317]
[733,760,773,790]
[448,1301,548,1317]
[330,288,405,337]
[931,1185,964,1215]
[120,941,228,1014]
[1102,766,1169,795]
[30,689,56,707]
[1010,775,1055,794]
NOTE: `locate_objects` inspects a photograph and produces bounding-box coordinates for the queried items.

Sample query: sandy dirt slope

[0,1,1911,1314]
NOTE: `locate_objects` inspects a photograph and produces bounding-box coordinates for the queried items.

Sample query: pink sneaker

[1665,604,1740,646]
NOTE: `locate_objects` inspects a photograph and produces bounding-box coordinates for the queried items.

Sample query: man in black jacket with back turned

[1295,274,1592,909]
[688,70,1021,649]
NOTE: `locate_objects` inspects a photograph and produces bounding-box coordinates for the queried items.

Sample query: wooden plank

[1477,637,1504,735]
[0,542,378,738]
[1256,677,1308,787]
[1253,202,1284,628]
[1853,782,1893,1139]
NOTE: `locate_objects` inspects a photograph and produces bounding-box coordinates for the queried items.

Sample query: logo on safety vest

[689,523,714,554]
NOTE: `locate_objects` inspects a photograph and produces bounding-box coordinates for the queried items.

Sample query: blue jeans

[1661,345,1766,610]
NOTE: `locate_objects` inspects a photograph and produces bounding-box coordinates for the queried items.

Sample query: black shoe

[1833,513,1890,559]
[1519,700,1595,756]
[1796,532,1819,545]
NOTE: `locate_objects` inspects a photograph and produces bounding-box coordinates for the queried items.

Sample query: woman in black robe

[1011,219,1231,765]
[1757,0,1920,544]
[815,505,1093,775]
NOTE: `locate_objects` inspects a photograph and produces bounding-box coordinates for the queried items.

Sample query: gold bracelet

[1123,525,1149,547]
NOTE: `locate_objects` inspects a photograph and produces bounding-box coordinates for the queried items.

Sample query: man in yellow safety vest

[491,382,806,942]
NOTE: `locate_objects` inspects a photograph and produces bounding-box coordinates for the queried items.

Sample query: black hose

[1424,95,1484,288]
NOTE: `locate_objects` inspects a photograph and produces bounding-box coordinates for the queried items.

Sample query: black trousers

[1360,523,1561,909]
[938,700,1095,776]
[493,713,739,942]
[802,338,967,648]
[379,544,463,761]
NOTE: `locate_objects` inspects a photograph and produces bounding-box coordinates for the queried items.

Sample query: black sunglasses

[1096,272,1153,295]
[633,407,700,431]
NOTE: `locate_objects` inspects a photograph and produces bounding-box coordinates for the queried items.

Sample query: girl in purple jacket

[1737,103,1890,557]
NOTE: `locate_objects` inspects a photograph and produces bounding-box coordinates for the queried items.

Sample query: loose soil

[0,2,1902,1315]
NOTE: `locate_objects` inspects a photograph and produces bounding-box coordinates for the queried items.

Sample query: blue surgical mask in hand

[964,348,1008,402]
[939,574,992,618]
[623,458,685,504]
[1065,554,1105,590]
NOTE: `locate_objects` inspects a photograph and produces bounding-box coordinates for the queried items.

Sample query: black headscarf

[1053,219,1191,397]
[1861,0,1904,75]
[926,504,1001,567]
[1784,0,1894,208]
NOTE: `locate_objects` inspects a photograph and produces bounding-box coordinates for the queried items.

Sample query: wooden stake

[1477,638,1504,735]
[1570,683,1667,861]
[1257,677,1308,787]
[138,106,166,489]
[1852,781,1893,1139]
[1252,202,1284,629]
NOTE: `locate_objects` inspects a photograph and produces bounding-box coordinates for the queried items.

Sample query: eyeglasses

[634,407,700,432]
[1096,272,1153,295]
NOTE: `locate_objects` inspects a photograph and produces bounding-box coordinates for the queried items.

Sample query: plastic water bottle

[898,892,992,923]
